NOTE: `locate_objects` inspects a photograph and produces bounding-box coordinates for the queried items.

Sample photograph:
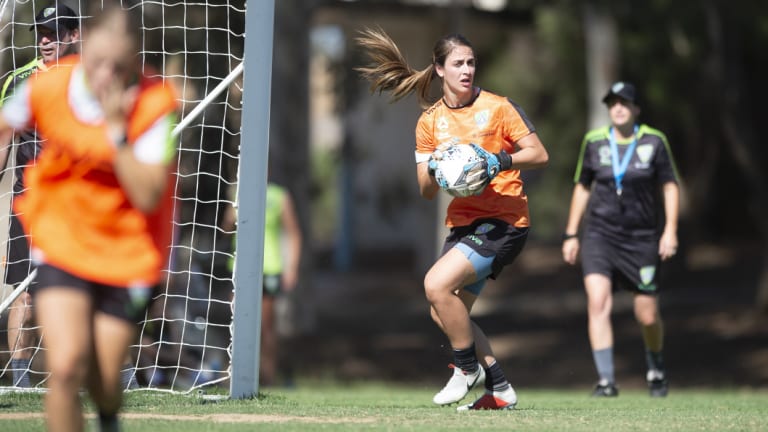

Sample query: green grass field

[1,382,766,431]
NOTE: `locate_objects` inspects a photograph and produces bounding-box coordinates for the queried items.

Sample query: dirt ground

[288,242,768,391]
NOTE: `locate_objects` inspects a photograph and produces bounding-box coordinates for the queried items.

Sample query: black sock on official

[98,412,120,432]
[484,361,511,392]
[645,350,665,372]
[453,344,479,373]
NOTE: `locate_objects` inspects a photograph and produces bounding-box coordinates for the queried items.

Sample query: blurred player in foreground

[0,2,80,388]
[562,82,679,397]
[357,29,548,410]
[0,1,178,430]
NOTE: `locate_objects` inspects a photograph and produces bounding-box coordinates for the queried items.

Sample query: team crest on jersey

[474,110,490,130]
[637,265,657,292]
[437,116,449,131]
[44,7,56,17]
[634,144,653,169]
[598,145,611,166]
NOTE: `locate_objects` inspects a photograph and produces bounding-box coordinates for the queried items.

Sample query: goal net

[0,0,247,394]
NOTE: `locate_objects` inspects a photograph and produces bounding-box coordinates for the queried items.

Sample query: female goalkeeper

[0,2,178,431]
[357,29,548,410]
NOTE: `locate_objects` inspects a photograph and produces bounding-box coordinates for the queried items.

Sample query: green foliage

[479,4,587,238]
[2,385,767,431]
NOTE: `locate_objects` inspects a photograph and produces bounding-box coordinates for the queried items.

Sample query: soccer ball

[433,144,488,198]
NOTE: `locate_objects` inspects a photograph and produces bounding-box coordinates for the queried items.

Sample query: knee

[587,296,611,318]
[634,297,660,326]
[423,275,446,305]
[9,293,32,319]
[47,355,88,391]
[635,309,659,327]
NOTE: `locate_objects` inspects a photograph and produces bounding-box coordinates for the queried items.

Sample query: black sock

[485,361,510,392]
[99,412,120,432]
[453,344,478,373]
[646,350,665,372]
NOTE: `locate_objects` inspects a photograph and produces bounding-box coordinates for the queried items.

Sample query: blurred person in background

[224,179,302,387]
[0,2,80,389]
[0,1,178,430]
[562,81,679,398]
[356,28,548,410]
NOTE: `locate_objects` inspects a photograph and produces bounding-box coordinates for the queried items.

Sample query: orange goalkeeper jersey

[415,89,535,228]
[10,56,178,287]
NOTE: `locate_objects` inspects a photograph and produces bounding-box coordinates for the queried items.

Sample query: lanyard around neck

[608,125,639,195]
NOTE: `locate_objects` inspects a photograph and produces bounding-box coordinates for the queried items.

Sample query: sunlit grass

[1,383,766,431]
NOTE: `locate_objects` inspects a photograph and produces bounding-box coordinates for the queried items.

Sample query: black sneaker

[591,380,619,397]
[647,369,668,397]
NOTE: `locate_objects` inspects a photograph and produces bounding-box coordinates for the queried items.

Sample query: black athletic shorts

[581,231,661,294]
[442,218,528,281]
[263,274,282,297]
[4,213,34,286]
[31,264,154,323]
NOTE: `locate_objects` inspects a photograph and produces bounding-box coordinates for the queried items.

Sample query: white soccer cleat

[432,363,486,405]
[457,385,518,411]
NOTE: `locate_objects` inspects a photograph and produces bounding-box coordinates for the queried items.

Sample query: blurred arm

[416,161,439,200]
[113,148,171,213]
[280,191,302,291]
[562,183,591,265]
[658,181,680,261]
[113,115,175,213]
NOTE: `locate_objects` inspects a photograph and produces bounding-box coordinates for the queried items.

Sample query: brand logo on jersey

[634,144,654,169]
[598,145,611,166]
[638,265,657,289]
[437,116,449,131]
[474,110,489,130]
[43,7,56,17]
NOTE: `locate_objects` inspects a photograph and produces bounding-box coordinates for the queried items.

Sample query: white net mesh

[0,0,245,393]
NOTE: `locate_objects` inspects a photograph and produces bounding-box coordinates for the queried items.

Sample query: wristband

[497,151,512,171]
[562,233,578,241]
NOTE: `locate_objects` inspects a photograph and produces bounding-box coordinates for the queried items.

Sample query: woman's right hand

[100,79,139,141]
[562,237,580,265]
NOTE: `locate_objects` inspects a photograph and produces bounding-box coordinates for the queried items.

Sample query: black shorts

[263,274,282,297]
[31,264,154,323]
[442,218,528,280]
[581,231,661,294]
[4,213,34,286]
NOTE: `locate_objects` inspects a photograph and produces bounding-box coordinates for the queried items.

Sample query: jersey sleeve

[414,113,434,163]
[1,74,15,106]
[1,82,33,130]
[653,133,679,184]
[132,113,177,164]
[573,135,595,186]
[502,98,535,144]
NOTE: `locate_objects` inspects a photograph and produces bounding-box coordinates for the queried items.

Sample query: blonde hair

[356,28,470,109]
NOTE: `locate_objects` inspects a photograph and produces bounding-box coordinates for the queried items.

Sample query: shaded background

[269,0,768,391]
[0,0,765,391]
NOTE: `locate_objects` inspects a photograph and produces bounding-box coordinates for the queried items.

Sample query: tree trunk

[582,3,618,130]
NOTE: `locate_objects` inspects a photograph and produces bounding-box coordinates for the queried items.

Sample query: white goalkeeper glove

[447,159,490,197]
[427,143,451,181]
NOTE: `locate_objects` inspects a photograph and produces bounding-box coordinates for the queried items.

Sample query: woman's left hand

[658,229,678,261]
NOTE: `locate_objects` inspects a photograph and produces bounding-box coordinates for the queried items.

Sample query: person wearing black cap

[0,2,79,389]
[561,81,680,398]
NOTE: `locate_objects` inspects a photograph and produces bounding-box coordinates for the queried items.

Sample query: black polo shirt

[574,124,679,240]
